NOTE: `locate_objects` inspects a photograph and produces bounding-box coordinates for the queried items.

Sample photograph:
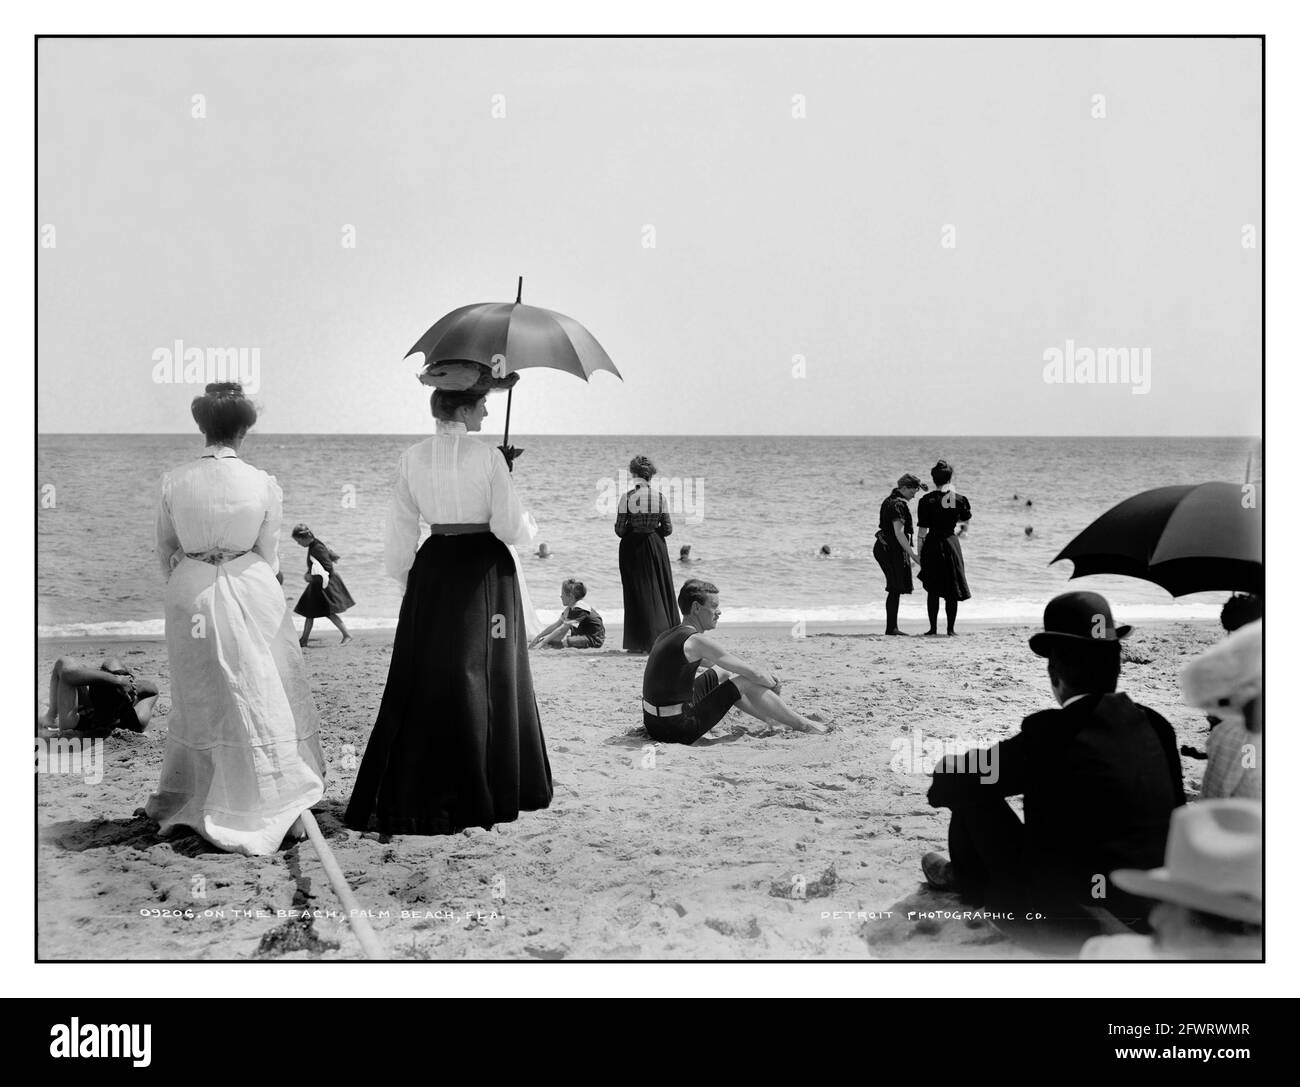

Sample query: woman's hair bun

[192,382,257,442]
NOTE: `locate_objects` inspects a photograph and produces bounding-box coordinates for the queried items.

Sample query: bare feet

[791,713,831,735]
[340,635,353,646]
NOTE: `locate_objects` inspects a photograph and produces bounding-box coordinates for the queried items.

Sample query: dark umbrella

[1051,482,1262,596]
[406,277,621,468]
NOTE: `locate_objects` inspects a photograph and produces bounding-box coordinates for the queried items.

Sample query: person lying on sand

[921,592,1185,953]
[640,578,830,745]
[37,657,159,738]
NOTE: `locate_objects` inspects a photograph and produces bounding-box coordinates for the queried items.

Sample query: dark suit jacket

[928,692,1186,924]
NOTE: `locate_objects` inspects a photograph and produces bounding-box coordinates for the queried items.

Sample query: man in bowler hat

[921,591,1187,951]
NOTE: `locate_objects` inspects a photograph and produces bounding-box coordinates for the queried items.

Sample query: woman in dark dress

[917,459,972,636]
[615,455,681,652]
[291,524,355,646]
[872,473,926,634]
[344,375,551,836]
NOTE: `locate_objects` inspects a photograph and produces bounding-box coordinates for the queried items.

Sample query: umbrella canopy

[405,278,621,469]
[1051,482,1262,597]
[406,280,621,383]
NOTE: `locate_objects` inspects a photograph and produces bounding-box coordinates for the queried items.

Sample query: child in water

[530,578,606,649]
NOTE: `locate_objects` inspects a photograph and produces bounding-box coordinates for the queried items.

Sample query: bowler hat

[1028,591,1132,657]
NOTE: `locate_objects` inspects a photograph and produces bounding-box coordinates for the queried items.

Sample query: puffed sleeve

[252,474,284,577]
[488,447,538,547]
[958,494,972,522]
[657,502,674,538]
[614,490,630,538]
[385,451,422,584]
[155,473,183,578]
[917,494,932,529]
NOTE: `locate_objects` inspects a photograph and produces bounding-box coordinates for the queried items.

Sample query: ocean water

[37,434,1257,637]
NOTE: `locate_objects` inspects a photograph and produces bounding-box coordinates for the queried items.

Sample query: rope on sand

[299,810,384,960]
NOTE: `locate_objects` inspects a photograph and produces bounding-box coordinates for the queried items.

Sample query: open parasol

[406,277,621,468]
[1051,482,1262,596]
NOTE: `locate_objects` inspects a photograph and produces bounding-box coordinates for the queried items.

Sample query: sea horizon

[38,433,1257,638]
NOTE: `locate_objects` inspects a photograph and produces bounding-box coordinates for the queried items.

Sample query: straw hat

[417,359,520,393]
[1111,800,1262,925]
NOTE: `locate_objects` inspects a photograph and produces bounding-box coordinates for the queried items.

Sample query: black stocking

[885,592,900,632]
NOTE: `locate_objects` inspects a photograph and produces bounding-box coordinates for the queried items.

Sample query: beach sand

[36,620,1223,961]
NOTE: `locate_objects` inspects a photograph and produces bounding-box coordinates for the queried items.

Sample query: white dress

[384,421,542,638]
[146,446,326,856]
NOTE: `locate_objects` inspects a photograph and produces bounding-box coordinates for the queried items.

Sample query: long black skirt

[343,533,552,835]
[619,531,681,652]
[919,534,971,601]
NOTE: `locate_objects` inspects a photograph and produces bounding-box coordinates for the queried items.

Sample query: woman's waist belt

[642,699,684,717]
[185,548,251,564]
[428,523,490,535]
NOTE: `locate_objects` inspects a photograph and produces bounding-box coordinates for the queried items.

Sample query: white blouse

[384,421,538,583]
[156,447,283,577]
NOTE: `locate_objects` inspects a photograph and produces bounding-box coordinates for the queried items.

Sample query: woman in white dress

[344,378,552,835]
[147,383,325,855]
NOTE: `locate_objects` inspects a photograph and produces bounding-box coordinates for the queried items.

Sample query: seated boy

[37,657,159,738]
[530,578,607,649]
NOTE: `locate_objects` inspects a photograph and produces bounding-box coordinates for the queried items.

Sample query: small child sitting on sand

[530,579,607,649]
[37,656,159,738]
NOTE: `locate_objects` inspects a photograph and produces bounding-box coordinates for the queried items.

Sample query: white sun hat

[1111,799,1261,925]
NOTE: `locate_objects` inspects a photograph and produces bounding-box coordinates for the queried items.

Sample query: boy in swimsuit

[530,579,607,649]
[640,578,830,744]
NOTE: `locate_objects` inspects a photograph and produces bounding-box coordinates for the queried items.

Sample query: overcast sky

[37,37,1261,436]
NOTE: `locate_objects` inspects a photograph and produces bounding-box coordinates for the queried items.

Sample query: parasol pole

[299,809,384,960]
[501,275,522,469]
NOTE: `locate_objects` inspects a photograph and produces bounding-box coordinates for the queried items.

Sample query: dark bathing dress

[562,604,606,648]
[917,489,972,601]
[344,426,551,835]
[75,669,142,736]
[872,487,915,594]
[616,481,681,652]
[293,539,356,618]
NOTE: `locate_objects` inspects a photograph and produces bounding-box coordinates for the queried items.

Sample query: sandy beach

[37,619,1225,961]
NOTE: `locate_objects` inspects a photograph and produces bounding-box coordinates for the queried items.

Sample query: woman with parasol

[343,361,552,835]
